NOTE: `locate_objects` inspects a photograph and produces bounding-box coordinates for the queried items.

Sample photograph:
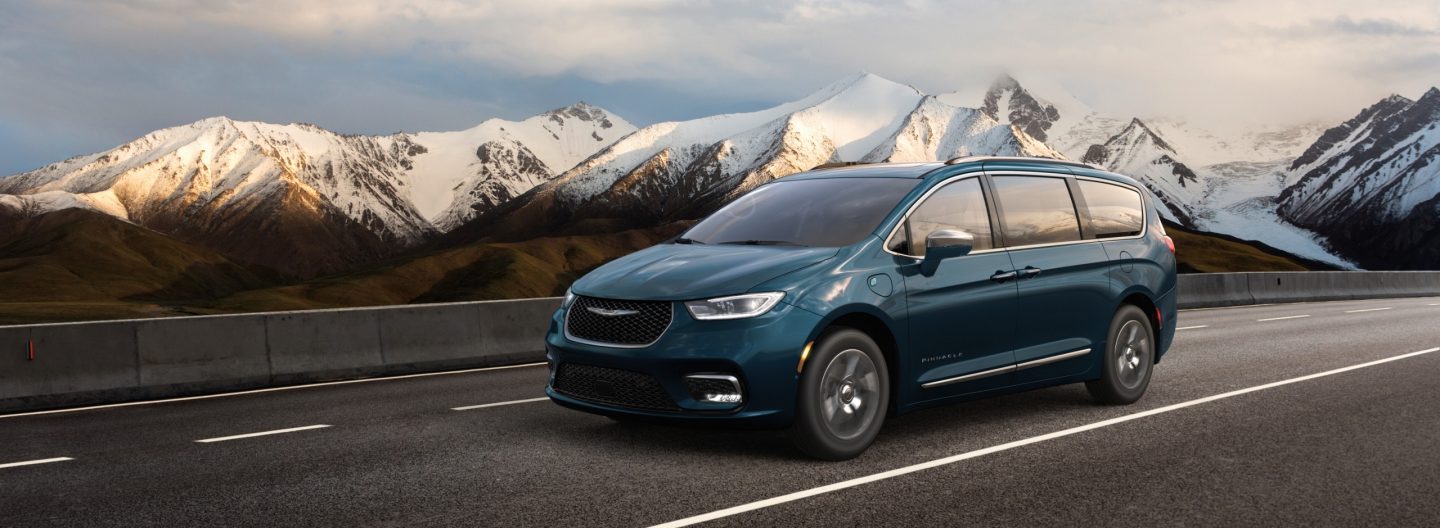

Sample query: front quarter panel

[753,238,911,394]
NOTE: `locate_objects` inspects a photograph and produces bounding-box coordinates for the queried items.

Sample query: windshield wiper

[716,239,806,246]
[673,237,705,244]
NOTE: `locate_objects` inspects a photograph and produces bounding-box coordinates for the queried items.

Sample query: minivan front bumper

[543,300,821,428]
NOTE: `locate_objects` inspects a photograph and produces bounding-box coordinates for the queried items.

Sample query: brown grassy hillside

[1166,222,1336,273]
[202,222,689,312]
[0,208,273,323]
[0,208,1331,325]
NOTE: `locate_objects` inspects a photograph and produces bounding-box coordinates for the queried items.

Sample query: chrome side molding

[921,364,1014,389]
[1015,348,1092,371]
[922,348,1093,389]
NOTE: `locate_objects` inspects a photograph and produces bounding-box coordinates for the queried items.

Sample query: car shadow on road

[541,382,1111,462]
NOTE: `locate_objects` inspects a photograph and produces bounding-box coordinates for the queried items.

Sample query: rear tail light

[1163,235,1175,254]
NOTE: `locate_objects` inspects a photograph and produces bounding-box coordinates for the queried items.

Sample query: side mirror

[920,229,975,275]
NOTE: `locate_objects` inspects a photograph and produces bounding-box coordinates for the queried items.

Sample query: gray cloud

[3,0,1439,175]
[1324,15,1439,36]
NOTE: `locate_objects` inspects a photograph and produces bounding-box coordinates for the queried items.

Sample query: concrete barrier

[2,271,1439,413]
[0,298,561,413]
[1174,273,1253,308]
[266,308,385,383]
[1179,271,1440,308]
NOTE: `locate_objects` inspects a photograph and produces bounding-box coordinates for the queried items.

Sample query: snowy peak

[1287,94,1414,173]
[407,102,635,228]
[980,74,1063,142]
[1276,87,1440,269]
[807,72,919,106]
[943,73,1123,159]
[542,102,621,130]
[0,102,637,274]
[1126,118,1179,153]
[864,96,1062,162]
[1083,118,1179,164]
[543,72,923,207]
[0,116,433,275]
[1084,118,1202,224]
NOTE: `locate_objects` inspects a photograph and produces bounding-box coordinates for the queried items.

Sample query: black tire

[789,328,889,460]
[1086,304,1155,404]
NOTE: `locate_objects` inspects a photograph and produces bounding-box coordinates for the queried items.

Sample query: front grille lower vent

[565,296,672,346]
[552,363,679,411]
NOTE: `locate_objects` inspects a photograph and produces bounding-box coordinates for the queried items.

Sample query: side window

[888,178,994,257]
[1077,180,1144,238]
[992,175,1082,246]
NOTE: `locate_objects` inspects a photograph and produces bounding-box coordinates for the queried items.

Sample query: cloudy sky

[2,0,1438,175]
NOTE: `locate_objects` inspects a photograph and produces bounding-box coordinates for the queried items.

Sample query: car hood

[571,244,838,301]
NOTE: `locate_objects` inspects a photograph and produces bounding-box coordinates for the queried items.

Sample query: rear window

[1078,180,1144,238]
[991,175,1082,246]
[681,177,920,247]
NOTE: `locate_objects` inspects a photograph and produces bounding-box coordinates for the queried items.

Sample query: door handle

[990,270,1018,282]
[1019,266,1042,279]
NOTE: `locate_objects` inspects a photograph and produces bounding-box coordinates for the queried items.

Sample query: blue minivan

[544,156,1177,460]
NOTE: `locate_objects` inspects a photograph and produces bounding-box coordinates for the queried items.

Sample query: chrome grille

[565,296,672,347]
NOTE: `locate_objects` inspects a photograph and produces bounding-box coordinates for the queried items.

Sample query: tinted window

[887,177,993,257]
[682,177,919,247]
[992,175,1081,246]
[1078,180,1144,238]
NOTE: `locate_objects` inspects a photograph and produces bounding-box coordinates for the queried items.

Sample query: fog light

[685,374,744,405]
[704,392,742,403]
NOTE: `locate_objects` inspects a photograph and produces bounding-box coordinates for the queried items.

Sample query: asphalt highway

[3,296,1440,527]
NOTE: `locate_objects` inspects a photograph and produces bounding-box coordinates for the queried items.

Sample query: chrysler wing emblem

[587,307,639,317]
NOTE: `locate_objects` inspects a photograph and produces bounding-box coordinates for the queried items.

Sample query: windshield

[680,177,920,247]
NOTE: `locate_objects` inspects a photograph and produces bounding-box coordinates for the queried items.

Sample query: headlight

[685,292,785,320]
[562,289,576,308]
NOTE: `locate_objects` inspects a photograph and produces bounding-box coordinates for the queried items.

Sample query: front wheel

[789,328,889,461]
[1086,305,1155,404]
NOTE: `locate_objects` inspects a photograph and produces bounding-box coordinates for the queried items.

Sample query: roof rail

[943,155,1102,170]
[810,161,875,171]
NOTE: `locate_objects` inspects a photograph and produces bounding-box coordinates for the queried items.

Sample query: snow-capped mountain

[0,118,432,274]
[460,73,928,236]
[1277,88,1440,269]
[1144,118,1329,168]
[5,70,1420,276]
[460,73,1083,240]
[862,96,1061,162]
[0,104,632,275]
[1081,118,1202,224]
[409,103,634,230]
[1074,116,1351,267]
[939,74,1126,160]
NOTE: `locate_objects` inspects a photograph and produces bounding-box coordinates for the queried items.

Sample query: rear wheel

[789,328,889,460]
[1086,305,1155,404]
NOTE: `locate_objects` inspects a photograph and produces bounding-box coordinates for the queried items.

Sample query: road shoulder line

[650,346,1440,528]
[196,424,332,443]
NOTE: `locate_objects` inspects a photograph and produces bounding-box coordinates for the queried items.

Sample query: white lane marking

[1257,315,1310,322]
[0,362,547,420]
[1175,325,1208,331]
[1345,307,1393,313]
[1178,303,1273,312]
[652,347,1440,528]
[452,397,549,411]
[195,424,331,443]
[0,457,74,470]
[1428,303,1439,306]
